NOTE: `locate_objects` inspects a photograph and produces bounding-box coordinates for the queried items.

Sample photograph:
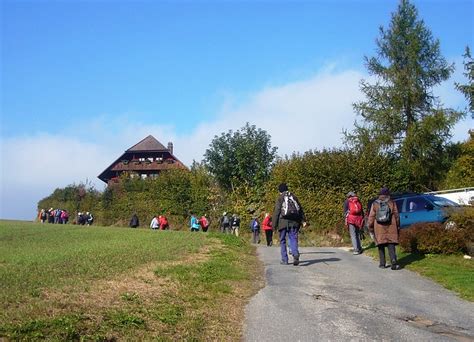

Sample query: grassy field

[362,241,474,301]
[0,221,263,341]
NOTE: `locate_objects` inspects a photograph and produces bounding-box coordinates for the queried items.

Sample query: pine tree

[346,0,464,190]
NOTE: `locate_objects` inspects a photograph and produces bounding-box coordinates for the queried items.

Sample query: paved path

[244,247,474,342]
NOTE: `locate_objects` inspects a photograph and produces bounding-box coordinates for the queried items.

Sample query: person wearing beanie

[272,183,306,266]
[368,187,401,270]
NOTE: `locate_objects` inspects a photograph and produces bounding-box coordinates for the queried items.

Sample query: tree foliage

[442,134,474,189]
[203,123,278,191]
[346,0,464,190]
[456,46,474,116]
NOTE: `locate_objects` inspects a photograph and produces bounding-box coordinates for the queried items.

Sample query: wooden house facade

[98,135,188,185]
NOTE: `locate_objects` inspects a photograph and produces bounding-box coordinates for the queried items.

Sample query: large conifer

[347,0,464,190]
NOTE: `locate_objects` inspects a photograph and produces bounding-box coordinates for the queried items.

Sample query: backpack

[375,199,392,224]
[232,216,240,226]
[348,197,362,215]
[281,192,301,220]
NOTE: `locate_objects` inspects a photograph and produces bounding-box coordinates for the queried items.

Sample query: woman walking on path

[262,213,273,246]
[368,187,401,270]
[344,192,364,255]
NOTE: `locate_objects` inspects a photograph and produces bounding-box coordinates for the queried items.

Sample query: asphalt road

[244,246,474,342]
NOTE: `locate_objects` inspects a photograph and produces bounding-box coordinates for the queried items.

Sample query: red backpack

[348,197,362,215]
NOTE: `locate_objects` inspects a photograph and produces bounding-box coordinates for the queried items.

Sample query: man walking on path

[272,183,306,266]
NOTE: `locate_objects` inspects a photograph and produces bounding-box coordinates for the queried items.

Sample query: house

[98,135,188,184]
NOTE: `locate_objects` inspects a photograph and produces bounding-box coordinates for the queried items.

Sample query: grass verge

[0,221,263,340]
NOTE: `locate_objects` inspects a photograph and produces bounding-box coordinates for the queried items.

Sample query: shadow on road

[397,253,425,269]
[298,257,341,267]
[300,251,336,255]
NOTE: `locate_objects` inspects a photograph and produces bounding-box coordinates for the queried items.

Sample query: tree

[455,46,474,117]
[442,133,474,189]
[346,0,464,190]
[203,123,278,191]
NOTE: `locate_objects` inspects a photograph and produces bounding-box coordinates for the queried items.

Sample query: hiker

[48,208,55,223]
[262,212,273,246]
[54,209,62,224]
[39,209,47,223]
[220,212,231,234]
[368,187,401,270]
[129,213,139,228]
[190,212,200,232]
[159,215,169,230]
[231,213,241,237]
[150,215,159,230]
[77,212,85,225]
[86,212,94,226]
[61,210,69,224]
[199,214,210,232]
[272,183,306,266]
[344,191,364,255]
[250,216,260,244]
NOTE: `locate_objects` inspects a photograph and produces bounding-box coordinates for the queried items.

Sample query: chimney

[167,142,173,155]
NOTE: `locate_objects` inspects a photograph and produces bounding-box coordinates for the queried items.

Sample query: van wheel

[444,220,457,230]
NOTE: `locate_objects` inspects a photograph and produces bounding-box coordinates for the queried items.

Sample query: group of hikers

[343,187,402,270]
[38,208,95,226]
[258,183,401,269]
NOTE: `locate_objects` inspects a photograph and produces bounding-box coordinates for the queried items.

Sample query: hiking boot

[280,260,289,265]
[293,255,300,266]
[391,264,401,270]
[379,264,386,269]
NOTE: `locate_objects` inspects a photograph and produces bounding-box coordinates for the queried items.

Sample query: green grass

[363,242,474,301]
[0,221,262,340]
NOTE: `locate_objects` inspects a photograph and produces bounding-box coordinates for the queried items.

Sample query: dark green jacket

[272,191,305,231]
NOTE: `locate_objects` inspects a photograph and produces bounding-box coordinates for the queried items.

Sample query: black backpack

[280,192,302,221]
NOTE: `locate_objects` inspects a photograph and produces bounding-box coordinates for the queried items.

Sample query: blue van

[392,194,459,228]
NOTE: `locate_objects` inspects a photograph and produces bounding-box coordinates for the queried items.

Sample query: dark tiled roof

[126,135,167,152]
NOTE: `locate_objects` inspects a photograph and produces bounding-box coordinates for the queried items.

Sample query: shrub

[399,223,470,255]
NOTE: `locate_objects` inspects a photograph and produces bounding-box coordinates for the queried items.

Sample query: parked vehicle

[365,193,459,229]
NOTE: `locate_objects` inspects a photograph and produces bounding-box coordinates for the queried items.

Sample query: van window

[395,199,404,213]
[408,197,430,212]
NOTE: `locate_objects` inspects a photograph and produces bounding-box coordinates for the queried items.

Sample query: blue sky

[1,0,473,220]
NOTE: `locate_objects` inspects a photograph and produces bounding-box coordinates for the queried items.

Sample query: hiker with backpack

[190,212,200,232]
[150,215,159,230]
[367,187,401,270]
[220,212,231,234]
[159,215,169,230]
[199,214,210,232]
[262,212,273,246]
[231,214,241,237]
[250,216,260,244]
[344,191,364,255]
[272,183,306,266]
[129,213,139,228]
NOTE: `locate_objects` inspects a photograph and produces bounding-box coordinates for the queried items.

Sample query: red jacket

[262,215,272,230]
[346,197,364,229]
[159,216,168,229]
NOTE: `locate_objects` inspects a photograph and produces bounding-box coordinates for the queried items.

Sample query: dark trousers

[378,243,397,266]
[264,229,273,246]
